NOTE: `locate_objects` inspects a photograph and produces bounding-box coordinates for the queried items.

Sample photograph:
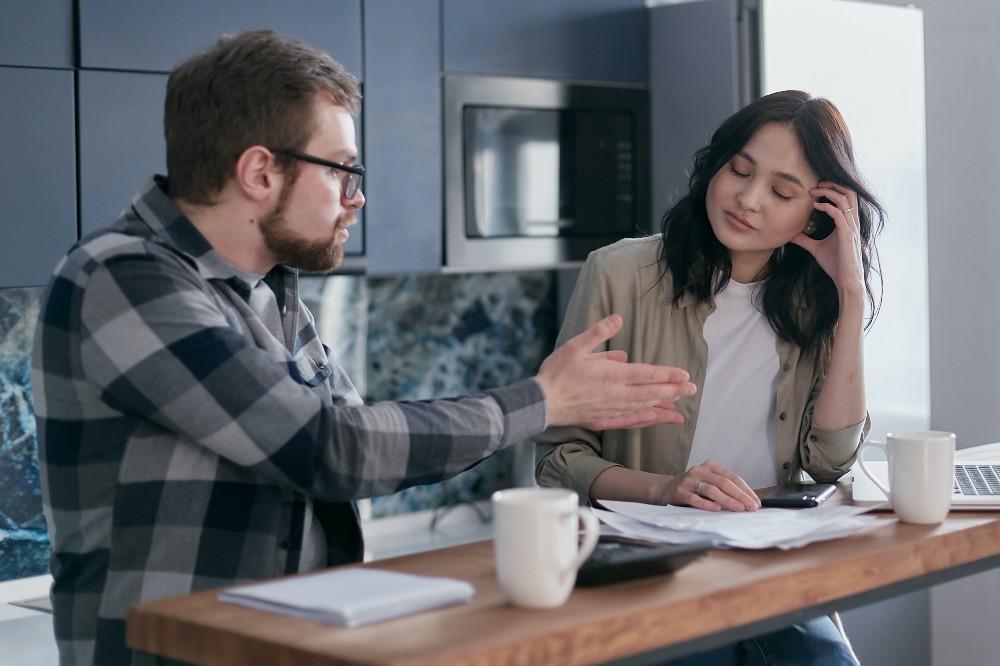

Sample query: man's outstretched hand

[534,315,697,431]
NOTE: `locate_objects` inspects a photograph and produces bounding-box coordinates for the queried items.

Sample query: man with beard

[31,30,697,666]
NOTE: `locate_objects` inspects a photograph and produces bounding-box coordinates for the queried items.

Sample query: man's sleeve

[79,254,547,500]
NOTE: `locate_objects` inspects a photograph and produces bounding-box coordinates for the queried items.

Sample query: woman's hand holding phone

[791,182,867,302]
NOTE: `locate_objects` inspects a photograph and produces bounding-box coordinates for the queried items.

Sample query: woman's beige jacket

[534,236,868,501]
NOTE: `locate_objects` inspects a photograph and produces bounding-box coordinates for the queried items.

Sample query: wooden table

[127,445,1000,666]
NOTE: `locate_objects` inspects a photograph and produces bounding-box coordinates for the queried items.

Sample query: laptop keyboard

[954,464,1000,496]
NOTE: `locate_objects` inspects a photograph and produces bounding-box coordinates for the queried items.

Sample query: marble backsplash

[301,270,556,517]
[0,288,47,581]
[0,270,556,581]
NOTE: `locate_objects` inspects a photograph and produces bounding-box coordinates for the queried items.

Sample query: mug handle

[857,441,891,497]
[564,508,600,579]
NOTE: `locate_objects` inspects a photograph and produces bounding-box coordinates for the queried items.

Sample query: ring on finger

[842,207,854,213]
[695,481,707,496]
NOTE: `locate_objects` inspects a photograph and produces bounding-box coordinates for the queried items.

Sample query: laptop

[852,459,1000,510]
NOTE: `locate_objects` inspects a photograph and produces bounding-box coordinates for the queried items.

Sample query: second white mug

[491,487,599,608]
[858,431,955,524]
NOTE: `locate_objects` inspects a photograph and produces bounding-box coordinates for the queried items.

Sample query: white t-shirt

[686,279,779,490]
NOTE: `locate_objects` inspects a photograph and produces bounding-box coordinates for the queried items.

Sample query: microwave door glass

[465,107,568,238]
[463,106,636,241]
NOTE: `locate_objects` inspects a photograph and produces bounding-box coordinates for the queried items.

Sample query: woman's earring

[804,220,816,235]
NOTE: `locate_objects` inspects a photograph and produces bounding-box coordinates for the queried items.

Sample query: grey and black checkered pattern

[32,177,546,665]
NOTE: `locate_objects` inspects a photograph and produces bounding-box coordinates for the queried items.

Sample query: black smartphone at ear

[761,482,837,508]
[806,197,836,240]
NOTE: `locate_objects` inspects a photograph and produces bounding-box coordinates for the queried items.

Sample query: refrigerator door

[650,0,928,436]
[761,0,929,435]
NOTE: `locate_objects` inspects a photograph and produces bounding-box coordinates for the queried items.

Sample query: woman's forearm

[812,290,867,429]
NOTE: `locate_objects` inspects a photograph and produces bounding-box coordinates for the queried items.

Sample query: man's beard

[259,184,354,274]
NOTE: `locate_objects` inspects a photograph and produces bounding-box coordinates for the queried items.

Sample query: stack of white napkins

[594,500,883,550]
[218,567,475,628]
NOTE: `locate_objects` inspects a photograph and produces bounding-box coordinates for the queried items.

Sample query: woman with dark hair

[534,90,883,664]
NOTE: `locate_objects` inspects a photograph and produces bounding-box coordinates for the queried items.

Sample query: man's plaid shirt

[32,177,547,665]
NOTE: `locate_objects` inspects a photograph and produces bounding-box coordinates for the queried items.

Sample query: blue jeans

[664,616,858,666]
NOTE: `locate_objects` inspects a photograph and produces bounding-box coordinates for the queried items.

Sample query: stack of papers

[218,567,475,628]
[595,500,883,550]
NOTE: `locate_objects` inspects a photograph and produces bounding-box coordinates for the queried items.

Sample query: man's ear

[234,146,281,202]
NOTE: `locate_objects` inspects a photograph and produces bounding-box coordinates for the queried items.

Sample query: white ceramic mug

[858,431,956,524]
[491,487,599,608]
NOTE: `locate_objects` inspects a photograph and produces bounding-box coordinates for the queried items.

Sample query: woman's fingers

[682,461,761,512]
[813,182,859,230]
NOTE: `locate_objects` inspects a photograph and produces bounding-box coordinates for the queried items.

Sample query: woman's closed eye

[730,163,791,200]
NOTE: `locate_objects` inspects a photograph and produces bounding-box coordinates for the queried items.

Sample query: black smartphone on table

[761,482,837,508]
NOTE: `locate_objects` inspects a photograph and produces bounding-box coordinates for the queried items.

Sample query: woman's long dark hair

[660,90,885,369]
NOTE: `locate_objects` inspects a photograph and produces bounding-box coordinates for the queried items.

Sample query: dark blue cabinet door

[78,0,362,77]
[0,67,77,287]
[649,0,739,228]
[77,71,167,236]
[77,70,365,258]
[443,0,647,83]
[0,0,73,68]
[362,0,441,274]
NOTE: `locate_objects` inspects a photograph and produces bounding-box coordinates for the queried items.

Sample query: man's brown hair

[164,30,361,204]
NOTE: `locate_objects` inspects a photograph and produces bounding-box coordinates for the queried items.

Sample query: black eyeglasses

[269,148,365,198]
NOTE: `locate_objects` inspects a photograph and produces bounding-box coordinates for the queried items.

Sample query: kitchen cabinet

[78,0,362,76]
[443,0,647,83]
[75,64,364,260]
[368,0,649,275]
[0,67,77,287]
[0,0,73,68]
[75,1,365,262]
[362,0,441,274]
[1,0,656,283]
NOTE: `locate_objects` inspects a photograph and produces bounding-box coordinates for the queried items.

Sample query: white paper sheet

[218,567,475,628]
[595,500,885,550]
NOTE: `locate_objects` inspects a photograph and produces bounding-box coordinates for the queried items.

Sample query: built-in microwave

[443,74,650,271]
